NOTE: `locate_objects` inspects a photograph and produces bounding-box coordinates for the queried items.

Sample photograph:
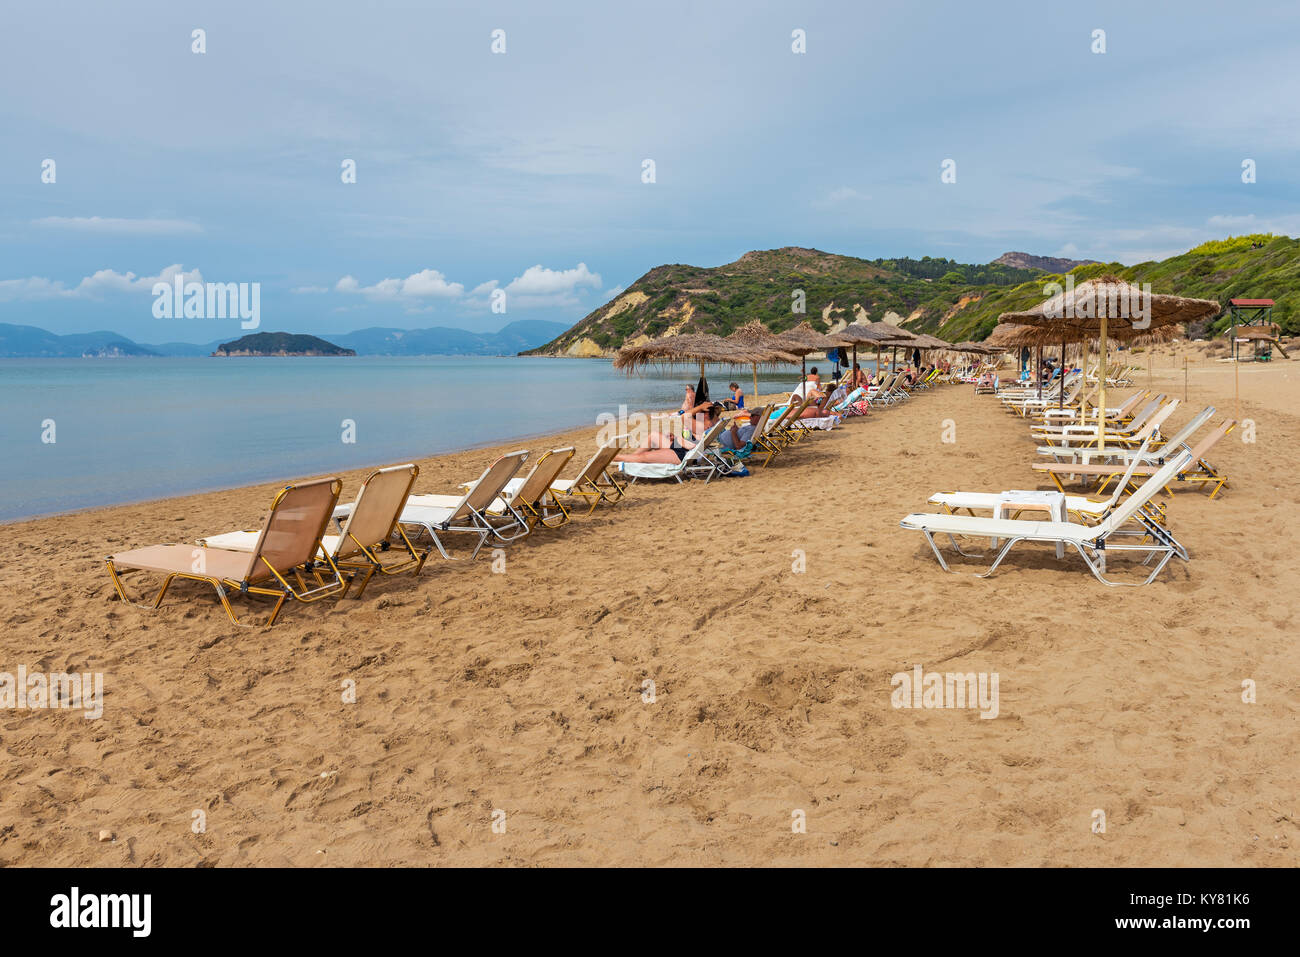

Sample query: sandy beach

[2,353,1296,867]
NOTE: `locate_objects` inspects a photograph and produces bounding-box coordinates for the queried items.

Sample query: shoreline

[1,385,798,528]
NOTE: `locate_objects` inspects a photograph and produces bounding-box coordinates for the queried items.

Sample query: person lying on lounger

[616,412,707,464]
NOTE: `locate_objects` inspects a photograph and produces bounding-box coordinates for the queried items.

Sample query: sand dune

[1,358,1296,866]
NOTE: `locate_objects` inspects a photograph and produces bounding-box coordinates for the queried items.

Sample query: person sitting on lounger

[725,382,745,410]
[693,403,755,450]
[676,383,712,419]
[850,363,870,390]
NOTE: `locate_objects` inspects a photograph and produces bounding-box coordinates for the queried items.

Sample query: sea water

[0,356,845,521]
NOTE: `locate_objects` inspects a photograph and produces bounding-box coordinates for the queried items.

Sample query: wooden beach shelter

[723,321,801,405]
[999,277,1219,449]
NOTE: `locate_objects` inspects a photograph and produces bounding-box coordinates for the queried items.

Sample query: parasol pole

[752,363,759,410]
[1059,332,1066,410]
[1036,343,1042,399]
[1098,315,1108,452]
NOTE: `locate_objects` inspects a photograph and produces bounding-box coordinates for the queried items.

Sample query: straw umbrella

[853,321,920,371]
[614,333,777,403]
[723,321,800,405]
[999,277,1219,449]
[836,322,896,385]
[774,321,852,383]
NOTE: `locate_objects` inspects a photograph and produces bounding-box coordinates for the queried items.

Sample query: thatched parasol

[856,321,921,371]
[614,333,783,402]
[724,321,800,405]
[998,276,1220,448]
[774,321,852,382]
[834,322,897,385]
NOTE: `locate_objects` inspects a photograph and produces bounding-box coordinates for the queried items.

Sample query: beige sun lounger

[107,477,346,626]
[525,439,627,514]
[198,464,427,599]
[437,446,578,530]
[349,451,530,560]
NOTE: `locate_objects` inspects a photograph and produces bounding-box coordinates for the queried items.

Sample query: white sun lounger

[929,438,1159,528]
[1036,406,1215,465]
[900,451,1193,586]
[617,420,728,483]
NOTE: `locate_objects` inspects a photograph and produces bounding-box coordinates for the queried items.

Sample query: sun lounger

[1034,398,1179,451]
[198,464,427,599]
[532,439,628,514]
[357,450,530,560]
[901,451,1194,585]
[1032,420,1236,498]
[490,446,578,529]
[107,477,346,626]
[1035,406,1216,466]
[617,420,729,483]
[929,438,1164,529]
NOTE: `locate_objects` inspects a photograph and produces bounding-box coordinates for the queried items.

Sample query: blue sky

[3,0,1299,342]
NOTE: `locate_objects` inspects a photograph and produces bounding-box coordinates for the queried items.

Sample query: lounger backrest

[1133,398,1179,439]
[1095,451,1194,537]
[745,405,772,437]
[512,447,576,506]
[572,440,621,485]
[1116,390,1147,417]
[1123,394,1166,432]
[1185,420,1236,460]
[681,420,728,465]
[334,464,419,559]
[461,450,529,516]
[245,477,343,583]
[1103,437,1153,509]
[1154,406,1214,457]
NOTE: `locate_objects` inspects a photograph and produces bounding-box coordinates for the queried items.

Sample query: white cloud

[0,264,203,301]
[501,262,602,307]
[32,216,202,235]
[334,268,464,301]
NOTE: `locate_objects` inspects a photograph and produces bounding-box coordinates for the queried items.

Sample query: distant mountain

[0,323,159,357]
[524,236,1298,356]
[213,332,355,356]
[993,251,1099,272]
[0,319,569,358]
[522,247,1043,356]
[331,319,570,356]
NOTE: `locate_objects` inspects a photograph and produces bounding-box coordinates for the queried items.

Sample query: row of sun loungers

[109,369,940,626]
[900,370,1236,585]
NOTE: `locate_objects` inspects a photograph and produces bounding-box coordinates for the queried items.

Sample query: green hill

[525,235,1298,355]
[212,332,355,356]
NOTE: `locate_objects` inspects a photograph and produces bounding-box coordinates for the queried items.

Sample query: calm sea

[0,356,829,522]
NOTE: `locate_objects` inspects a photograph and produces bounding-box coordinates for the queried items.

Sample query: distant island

[212,332,356,357]
[0,319,570,358]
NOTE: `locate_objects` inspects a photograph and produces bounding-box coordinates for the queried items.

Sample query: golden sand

[1,357,1295,866]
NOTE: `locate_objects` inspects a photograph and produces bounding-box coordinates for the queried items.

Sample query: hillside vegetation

[526,235,1298,356]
